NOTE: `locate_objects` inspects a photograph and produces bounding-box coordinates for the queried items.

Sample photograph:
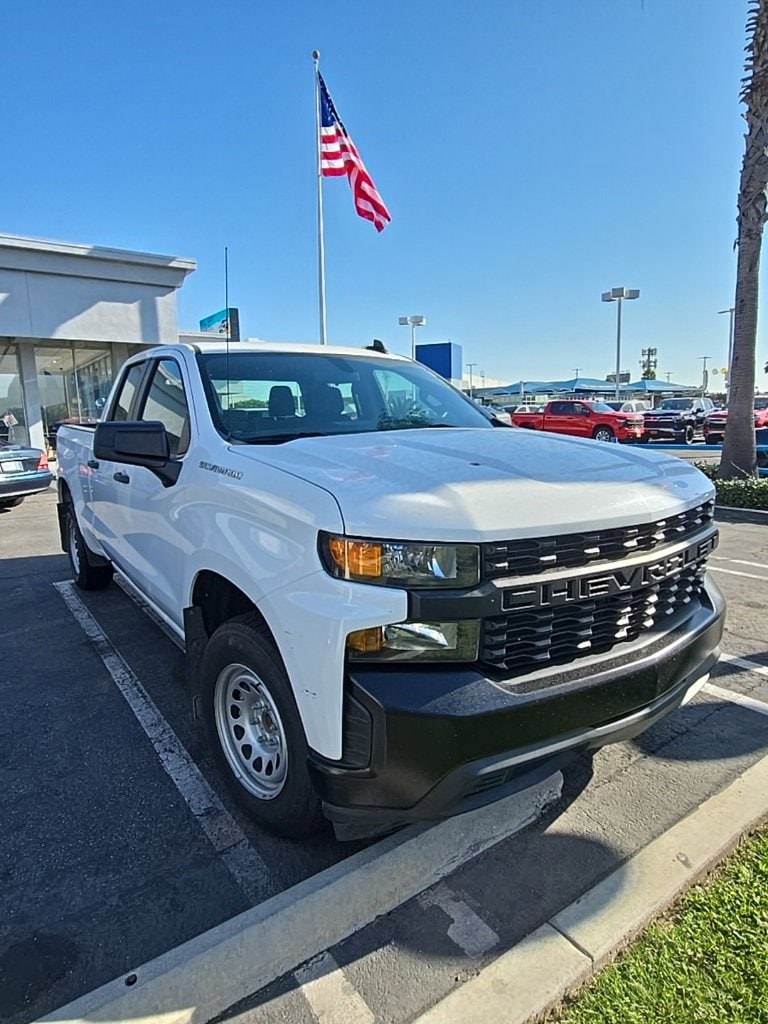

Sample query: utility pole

[573,367,582,378]
[665,372,673,382]
[640,347,658,379]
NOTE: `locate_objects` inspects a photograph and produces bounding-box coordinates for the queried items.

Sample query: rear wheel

[199,613,323,838]
[592,425,614,442]
[65,501,114,590]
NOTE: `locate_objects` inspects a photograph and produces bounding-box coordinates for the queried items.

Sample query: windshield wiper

[242,431,329,444]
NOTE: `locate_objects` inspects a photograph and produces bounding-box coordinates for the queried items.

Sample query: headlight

[346,620,480,662]
[319,533,480,589]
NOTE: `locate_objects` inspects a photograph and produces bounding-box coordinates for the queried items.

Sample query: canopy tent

[477,377,699,400]
[625,378,698,393]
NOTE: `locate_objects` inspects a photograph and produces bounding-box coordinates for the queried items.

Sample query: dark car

[0,443,53,510]
[642,397,715,444]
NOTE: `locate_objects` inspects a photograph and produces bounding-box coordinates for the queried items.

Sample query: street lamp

[398,315,426,360]
[601,286,640,400]
[466,363,478,398]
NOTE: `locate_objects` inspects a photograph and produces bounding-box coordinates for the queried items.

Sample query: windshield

[589,402,618,413]
[657,399,692,410]
[754,397,768,410]
[197,351,493,442]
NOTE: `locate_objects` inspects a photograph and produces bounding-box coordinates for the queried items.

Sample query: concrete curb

[38,774,562,1024]
[414,752,768,1024]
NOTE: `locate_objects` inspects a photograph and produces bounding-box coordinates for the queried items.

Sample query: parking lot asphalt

[2,488,768,1024]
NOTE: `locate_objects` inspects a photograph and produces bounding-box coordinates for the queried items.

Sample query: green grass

[553,825,768,1024]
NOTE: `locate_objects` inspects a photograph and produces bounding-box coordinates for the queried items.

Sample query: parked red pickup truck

[511,399,644,443]
[703,395,768,445]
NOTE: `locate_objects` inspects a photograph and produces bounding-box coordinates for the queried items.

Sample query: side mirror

[94,421,181,487]
[94,421,170,467]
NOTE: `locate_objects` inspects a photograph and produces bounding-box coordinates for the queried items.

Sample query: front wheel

[592,426,614,442]
[199,614,323,838]
[676,425,695,445]
[65,502,114,590]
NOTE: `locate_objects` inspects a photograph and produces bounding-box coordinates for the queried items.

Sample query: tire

[592,426,614,442]
[683,425,695,445]
[637,435,650,444]
[199,614,323,838]
[65,501,114,590]
[0,497,24,509]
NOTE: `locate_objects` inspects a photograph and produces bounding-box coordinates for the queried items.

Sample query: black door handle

[113,471,130,484]
[87,459,99,469]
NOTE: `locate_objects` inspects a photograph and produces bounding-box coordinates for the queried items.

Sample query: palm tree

[720,0,768,479]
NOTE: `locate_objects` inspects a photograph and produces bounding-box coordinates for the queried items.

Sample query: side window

[109,363,146,421]
[138,359,190,457]
[550,402,570,415]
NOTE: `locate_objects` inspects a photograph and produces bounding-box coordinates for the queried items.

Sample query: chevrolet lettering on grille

[501,533,718,611]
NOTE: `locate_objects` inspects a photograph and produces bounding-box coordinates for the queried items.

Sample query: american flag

[318,72,391,233]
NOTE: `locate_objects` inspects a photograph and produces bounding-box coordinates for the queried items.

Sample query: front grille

[481,558,707,676]
[481,501,714,579]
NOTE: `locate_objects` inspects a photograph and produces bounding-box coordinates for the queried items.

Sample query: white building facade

[0,234,195,451]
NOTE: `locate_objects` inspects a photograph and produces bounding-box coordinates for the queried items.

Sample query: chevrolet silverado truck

[642,397,715,444]
[703,395,768,445]
[56,342,724,839]
[511,399,644,442]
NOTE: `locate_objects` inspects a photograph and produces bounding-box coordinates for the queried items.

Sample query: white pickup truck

[57,341,725,839]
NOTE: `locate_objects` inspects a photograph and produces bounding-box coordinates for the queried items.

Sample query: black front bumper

[309,579,725,826]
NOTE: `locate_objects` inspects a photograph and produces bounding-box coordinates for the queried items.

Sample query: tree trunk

[719,0,768,479]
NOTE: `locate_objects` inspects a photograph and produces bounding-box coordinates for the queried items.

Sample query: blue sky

[2,0,749,387]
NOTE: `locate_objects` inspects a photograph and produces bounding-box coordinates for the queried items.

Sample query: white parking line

[294,952,375,1024]
[420,883,499,959]
[712,556,768,572]
[709,566,768,581]
[702,682,768,717]
[720,652,768,679]
[54,580,272,905]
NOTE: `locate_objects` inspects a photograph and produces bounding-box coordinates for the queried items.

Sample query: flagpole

[313,50,327,346]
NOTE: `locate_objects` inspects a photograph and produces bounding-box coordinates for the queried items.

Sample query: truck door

[88,360,151,566]
[117,357,193,625]
[571,402,592,437]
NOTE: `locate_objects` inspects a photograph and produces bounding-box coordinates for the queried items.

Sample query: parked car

[703,395,768,445]
[0,442,53,509]
[605,400,651,414]
[642,398,715,444]
[510,399,644,442]
[57,342,723,839]
[475,401,513,426]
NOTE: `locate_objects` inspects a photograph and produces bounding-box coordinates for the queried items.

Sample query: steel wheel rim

[68,515,81,576]
[214,663,288,800]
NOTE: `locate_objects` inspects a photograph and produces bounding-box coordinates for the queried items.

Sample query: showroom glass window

[0,346,26,444]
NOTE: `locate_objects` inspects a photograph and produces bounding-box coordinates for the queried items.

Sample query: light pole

[398,315,426,360]
[665,372,673,382]
[602,286,640,400]
[466,363,478,398]
[699,355,711,393]
[717,307,735,385]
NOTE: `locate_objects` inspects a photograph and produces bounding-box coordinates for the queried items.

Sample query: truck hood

[232,428,714,542]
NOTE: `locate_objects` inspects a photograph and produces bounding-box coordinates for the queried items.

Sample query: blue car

[0,442,53,510]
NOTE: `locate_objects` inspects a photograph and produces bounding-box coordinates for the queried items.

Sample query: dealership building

[0,233,196,451]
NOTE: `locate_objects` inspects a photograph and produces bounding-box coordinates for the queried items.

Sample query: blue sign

[199,307,240,342]
[200,309,229,333]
